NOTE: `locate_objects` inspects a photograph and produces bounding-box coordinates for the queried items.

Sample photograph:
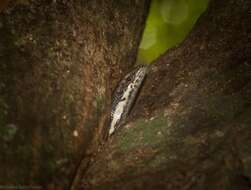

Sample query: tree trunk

[81,0,251,190]
[0,0,250,190]
[0,1,150,189]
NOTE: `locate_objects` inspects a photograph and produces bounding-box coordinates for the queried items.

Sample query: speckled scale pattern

[111,68,138,116]
[109,65,148,136]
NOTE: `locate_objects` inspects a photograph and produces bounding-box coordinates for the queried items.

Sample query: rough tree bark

[81,0,251,190]
[0,0,150,189]
[0,0,250,190]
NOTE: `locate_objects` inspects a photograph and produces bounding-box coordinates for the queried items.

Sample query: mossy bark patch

[117,117,170,151]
